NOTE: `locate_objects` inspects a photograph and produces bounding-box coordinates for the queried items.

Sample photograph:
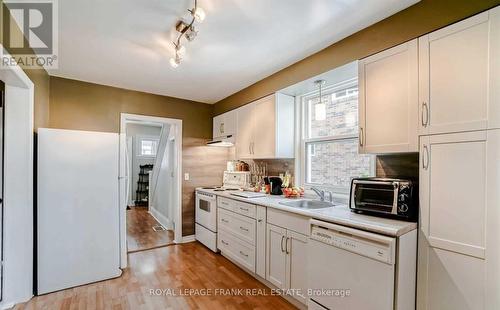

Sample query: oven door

[195,192,217,232]
[351,180,398,214]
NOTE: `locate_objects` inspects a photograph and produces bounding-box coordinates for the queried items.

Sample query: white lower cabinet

[286,230,308,305]
[266,223,287,288]
[418,130,500,310]
[266,222,309,305]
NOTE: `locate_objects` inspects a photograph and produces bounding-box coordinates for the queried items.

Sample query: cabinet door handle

[221,218,229,223]
[422,101,429,127]
[221,240,228,246]
[239,226,249,232]
[249,143,252,155]
[239,250,248,257]
[220,123,224,134]
[280,235,285,253]
[285,237,290,254]
[359,127,364,147]
[423,145,429,170]
[239,207,249,212]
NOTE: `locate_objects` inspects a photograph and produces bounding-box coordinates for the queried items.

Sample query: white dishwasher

[308,219,416,310]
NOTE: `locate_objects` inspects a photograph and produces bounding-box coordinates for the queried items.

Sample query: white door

[37,128,121,294]
[418,131,488,310]
[286,231,308,304]
[358,39,418,153]
[266,223,287,289]
[252,95,276,158]
[236,104,254,159]
[418,9,500,135]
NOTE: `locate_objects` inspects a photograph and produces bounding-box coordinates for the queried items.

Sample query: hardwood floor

[127,207,174,252]
[15,242,296,310]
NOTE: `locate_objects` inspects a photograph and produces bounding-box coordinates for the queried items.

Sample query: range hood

[207,134,234,147]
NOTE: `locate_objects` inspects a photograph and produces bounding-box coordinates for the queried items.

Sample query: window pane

[141,140,157,156]
[306,139,372,190]
[307,86,359,138]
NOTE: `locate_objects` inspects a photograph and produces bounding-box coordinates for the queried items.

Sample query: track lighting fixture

[170,0,205,68]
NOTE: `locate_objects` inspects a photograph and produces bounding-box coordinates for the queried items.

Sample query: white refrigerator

[37,128,121,294]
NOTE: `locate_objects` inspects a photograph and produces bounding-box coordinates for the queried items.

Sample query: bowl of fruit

[283,187,304,198]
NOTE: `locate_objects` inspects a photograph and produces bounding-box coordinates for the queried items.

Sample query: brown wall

[48,76,226,236]
[1,1,50,130]
[214,0,500,114]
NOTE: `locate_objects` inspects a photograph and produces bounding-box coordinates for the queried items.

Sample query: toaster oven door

[351,181,398,214]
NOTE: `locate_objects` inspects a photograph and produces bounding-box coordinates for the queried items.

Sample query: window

[138,137,159,157]
[300,78,373,194]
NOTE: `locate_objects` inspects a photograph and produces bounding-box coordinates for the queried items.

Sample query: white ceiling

[49,0,418,103]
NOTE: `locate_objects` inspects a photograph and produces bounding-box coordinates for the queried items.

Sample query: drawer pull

[221,201,229,205]
[221,219,229,223]
[221,240,228,246]
[239,251,248,257]
[239,207,249,212]
[239,226,249,232]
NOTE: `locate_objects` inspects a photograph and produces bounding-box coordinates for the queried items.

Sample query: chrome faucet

[311,187,334,203]
[311,187,325,201]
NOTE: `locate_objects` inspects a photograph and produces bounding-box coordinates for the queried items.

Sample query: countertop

[197,188,417,237]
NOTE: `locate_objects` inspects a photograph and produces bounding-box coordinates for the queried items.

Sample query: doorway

[119,114,182,267]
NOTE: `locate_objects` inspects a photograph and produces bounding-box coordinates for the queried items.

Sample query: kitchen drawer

[218,208,256,245]
[218,229,256,273]
[267,208,309,236]
[218,196,256,219]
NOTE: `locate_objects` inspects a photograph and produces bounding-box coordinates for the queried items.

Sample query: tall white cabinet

[358,39,418,153]
[236,93,295,159]
[417,6,500,310]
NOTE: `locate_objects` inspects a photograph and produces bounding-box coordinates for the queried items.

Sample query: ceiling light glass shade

[176,45,186,57]
[315,103,326,121]
[169,57,180,68]
[185,26,198,41]
[193,7,206,22]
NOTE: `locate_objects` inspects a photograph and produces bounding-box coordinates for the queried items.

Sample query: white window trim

[136,135,160,158]
[296,78,375,197]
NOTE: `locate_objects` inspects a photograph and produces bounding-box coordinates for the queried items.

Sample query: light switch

[184,173,190,181]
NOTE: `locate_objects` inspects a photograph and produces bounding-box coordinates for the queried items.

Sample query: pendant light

[314,80,327,121]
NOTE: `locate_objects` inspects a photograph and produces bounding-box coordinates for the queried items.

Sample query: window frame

[297,78,375,195]
[136,135,159,158]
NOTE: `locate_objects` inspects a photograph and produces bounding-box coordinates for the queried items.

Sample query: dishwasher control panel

[311,224,395,264]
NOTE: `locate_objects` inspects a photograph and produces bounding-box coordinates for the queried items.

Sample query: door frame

[0,45,35,308]
[119,113,183,268]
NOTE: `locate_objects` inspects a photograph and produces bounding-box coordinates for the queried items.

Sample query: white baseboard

[149,207,173,230]
[179,235,196,243]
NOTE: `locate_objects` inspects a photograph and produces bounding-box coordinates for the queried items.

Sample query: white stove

[195,171,251,251]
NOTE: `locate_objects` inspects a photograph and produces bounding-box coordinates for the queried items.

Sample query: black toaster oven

[349,177,418,221]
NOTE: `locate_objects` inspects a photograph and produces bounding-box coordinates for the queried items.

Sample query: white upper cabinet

[236,93,295,159]
[419,8,500,135]
[359,39,419,154]
[213,109,236,139]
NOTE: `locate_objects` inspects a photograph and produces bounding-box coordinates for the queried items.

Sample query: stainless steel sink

[279,199,335,209]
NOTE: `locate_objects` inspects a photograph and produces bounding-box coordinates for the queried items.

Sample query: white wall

[126,124,161,203]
